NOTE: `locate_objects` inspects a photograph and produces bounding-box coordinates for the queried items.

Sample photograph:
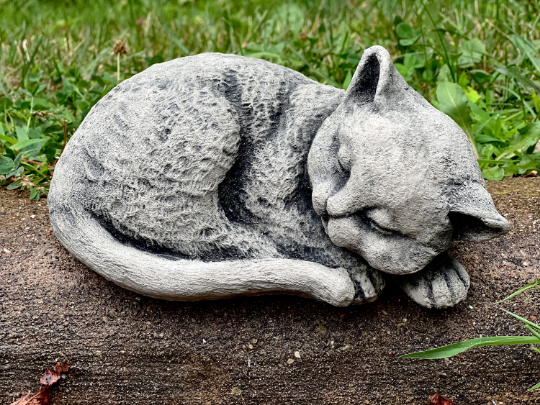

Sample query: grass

[1,0,540,198]
[402,281,540,391]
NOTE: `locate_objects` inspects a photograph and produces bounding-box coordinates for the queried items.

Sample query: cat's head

[308,45,509,275]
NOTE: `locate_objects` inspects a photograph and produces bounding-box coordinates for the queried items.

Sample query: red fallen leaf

[39,362,70,386]
[40,370,60,386]
[10,391,47,405]
[10,362,69,405]
[11,393,39,405]
[429,393,456,405]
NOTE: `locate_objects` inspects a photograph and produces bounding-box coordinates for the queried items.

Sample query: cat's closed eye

[337,146,352,173]
[361,209,403,236]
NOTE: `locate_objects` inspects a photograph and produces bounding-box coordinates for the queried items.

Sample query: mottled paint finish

[48,47,509,308]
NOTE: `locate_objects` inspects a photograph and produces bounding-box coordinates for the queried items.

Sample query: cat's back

[56,53,317,194]
[51,53,327,256]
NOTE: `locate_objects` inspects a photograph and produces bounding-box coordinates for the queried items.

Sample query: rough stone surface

[49,46,508,308]
[0,179,539,404]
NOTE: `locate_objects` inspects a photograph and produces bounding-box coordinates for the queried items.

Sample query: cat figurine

[48,45,509,308]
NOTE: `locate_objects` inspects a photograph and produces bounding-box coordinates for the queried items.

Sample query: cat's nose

[326,185,362,217]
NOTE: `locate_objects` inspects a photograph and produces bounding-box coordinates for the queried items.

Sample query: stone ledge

[1,178,540,404]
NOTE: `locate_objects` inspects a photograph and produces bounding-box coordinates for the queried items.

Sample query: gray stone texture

[48,46,509,308]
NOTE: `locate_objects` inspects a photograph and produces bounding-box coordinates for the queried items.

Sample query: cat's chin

[326,215,442,275]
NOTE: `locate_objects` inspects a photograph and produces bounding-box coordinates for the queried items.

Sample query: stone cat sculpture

[48,45,509,308]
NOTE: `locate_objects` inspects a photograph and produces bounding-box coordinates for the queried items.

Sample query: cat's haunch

[48,46,509,308]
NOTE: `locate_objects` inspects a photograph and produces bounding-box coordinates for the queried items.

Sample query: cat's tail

[48,202,355,307]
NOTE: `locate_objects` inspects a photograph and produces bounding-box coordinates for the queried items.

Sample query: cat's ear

[345,45,405,106]
[448,183,510,241]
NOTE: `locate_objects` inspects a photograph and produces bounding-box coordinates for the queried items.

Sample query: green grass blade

[526,325,540,341]
[502,309,540,332]
[422,2,455,82]
[401,336,540,359]
[0,77,11,99]
[529,381,540,391]
[498,279,540,303]
[495,65,540,93]
[161,23,190,56]
[289,48,340,87]
[477,158,514,164]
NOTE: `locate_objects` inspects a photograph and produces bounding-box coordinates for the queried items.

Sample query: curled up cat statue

[48,45,510,309]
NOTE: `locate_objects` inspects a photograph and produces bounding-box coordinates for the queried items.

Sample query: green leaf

[395,63,413,81]
[21,161,43,175]
[476,134,504,144]
[468,100,491,123]
[515,156,539,174]
[502,162,520,176]
[400,37,421,47]
[436,65,453,84]
[533,92,540,115]
[9,138,46,150]
[497,123,540,160]
[482,166,505,180]
[395,23,421,46]
[13,152,23,168]
[464,87,480,103]
[395,23,413,39]
[15,126,28,142]
[401,336,540,359]
[437,82,472,128]
[479,143,502,159]
[458,38,485,67]
[5,166,24,179]
[436,82,475,154]
[30,187,39,200]
[6,179,22,190]
[0,134,17,144]
[0,157,15,174]
[458,71,467,88]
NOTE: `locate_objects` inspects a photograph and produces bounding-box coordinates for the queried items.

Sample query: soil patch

[1,178,540,404]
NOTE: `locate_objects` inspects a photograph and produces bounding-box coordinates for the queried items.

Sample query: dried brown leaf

[10,391,45,405]
[53,362,70,373]
[11,393,33,405]
[39,361,70,386]
[10,362,69,405]
[40,370,59,386]
[429,393,457,405]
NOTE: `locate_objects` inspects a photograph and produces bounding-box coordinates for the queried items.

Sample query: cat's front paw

[393,252,470,309]
[347,266,385,305]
